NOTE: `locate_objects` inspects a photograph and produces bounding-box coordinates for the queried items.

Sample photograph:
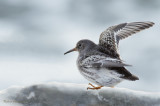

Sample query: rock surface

[0,82,160,106]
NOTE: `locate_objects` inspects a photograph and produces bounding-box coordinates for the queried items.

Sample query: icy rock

[0,82,160,106]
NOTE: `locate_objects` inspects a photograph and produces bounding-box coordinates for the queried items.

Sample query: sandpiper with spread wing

[64,22,154,90]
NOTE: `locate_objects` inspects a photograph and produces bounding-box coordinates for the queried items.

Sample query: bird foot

[87,86,103,90]
[87,83,103,90]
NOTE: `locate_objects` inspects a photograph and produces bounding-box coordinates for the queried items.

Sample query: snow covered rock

[0,82,160,106]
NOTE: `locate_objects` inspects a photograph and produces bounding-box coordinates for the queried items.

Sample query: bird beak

[64,47,77,55]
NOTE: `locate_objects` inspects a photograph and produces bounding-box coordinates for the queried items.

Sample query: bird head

[64,39,96,55]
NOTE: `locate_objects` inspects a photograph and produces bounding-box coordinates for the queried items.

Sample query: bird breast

[76,55,123,86]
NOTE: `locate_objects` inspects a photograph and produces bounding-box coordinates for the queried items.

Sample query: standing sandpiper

[64,22,154,90]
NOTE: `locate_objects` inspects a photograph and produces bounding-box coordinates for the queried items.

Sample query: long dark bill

[64,48,77,55]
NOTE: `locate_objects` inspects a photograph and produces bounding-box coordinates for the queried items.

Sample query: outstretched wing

[99,21,154,53]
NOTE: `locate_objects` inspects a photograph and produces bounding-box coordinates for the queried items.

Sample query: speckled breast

[76,56,123,87]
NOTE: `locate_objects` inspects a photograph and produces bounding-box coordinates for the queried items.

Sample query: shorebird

[64,22,154,90]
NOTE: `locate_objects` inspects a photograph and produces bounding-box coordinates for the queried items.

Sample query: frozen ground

[0,82,160,106]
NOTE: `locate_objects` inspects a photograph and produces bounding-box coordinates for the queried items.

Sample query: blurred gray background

[0,0,159,92]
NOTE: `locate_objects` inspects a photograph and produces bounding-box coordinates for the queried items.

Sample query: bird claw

[87,86,103,90]
[87,83,103,90]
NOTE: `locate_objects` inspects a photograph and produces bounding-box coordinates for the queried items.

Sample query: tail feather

[109,67,139,81]
[125,74,139,81]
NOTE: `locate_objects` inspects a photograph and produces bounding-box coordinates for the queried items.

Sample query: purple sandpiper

[64,22,154,90]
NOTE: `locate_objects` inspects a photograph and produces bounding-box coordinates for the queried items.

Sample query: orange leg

[87,83,103,90]
[88,83,95,87]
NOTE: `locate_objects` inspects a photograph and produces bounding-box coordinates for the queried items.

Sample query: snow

[0,82,160,106]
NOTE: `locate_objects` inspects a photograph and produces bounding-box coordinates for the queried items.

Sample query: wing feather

[80,55,131,68]
[99,21,154,54]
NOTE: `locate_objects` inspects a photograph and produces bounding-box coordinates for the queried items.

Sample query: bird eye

[78,44,81,47]
[77,44,82,48]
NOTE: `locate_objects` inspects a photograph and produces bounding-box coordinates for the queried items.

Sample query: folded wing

[81,55,131,68]
[92,58,131,68]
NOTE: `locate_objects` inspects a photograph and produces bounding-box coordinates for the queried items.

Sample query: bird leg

[88,83,95,87]
[87,83,103,90]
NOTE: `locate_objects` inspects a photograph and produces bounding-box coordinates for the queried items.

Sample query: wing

[91,58,131,68]
[99,21,154,53]
[80,55,131,68]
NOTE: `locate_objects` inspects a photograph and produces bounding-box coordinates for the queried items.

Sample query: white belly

[79,67,123,87]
